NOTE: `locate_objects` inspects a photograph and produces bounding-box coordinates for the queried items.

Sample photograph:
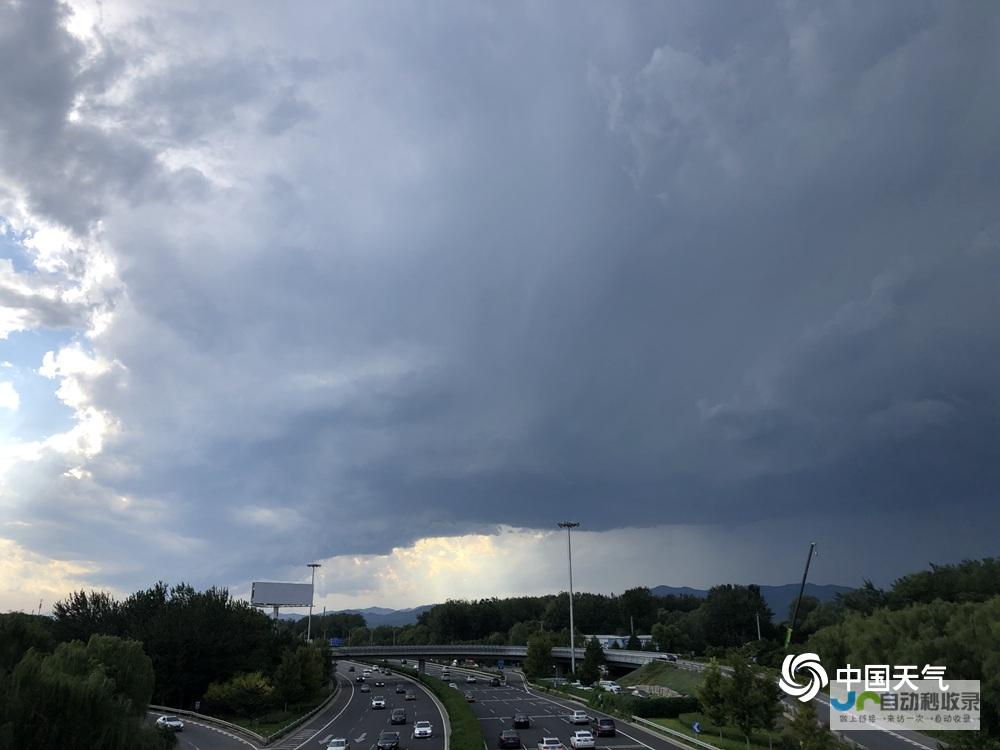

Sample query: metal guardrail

[628,715,723,750]
[148,704,266,744]
[263,677,342,744]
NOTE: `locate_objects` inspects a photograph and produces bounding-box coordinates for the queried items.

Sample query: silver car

[155,715,184,732]
[413,720,433,739]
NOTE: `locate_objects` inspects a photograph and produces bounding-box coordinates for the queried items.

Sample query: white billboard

[251,581,313,607]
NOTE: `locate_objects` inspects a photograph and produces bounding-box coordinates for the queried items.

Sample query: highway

[413,661,690,750]
[147,662,448,750]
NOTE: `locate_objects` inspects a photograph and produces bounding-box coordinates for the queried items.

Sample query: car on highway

[327,739,350,750]
[413,721,433,739]
[391,708,407,725]
[375,679,386,687]
[396,683,407,694]
[538,737,565,750]
[490,677,501,687]
[464,691,476,702]
[593,718,616,737]
[401,658,408,665]
[405,691,416,701]
[372,696,387,709]
[356,675,366,682]
[155,715,184,732]
[512,713,530,728]
[364,668,372,675]
[360,683,371,693]
[465,675,476,683]
[348,666,355,672]
[569,710,589,724]
[497,730,521,749]
[377,731,401,750]
[569,731,594,749]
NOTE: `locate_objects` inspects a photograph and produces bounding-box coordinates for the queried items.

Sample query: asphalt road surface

[147,661,448,750]
[414,662,689,750]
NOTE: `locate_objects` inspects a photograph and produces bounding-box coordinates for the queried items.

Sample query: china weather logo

[780,653,829,702]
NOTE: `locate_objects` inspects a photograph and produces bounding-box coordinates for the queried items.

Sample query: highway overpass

[330,644,687,673]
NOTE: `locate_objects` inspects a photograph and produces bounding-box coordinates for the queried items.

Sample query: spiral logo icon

[779,653,829,702]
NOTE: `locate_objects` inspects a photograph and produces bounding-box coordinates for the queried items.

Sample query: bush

[633,696,700,718]
[204,671,275,715]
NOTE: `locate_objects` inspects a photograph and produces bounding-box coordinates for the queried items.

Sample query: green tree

[726,660,780,746]
[523,634,553,679]
[626,633,641,650]
[783,700,831,750]
[0,643,168,749]
[696,659,728,740]
[273,645,324,706]
[0,613,54,672]
[578,637,605,685]
[205,672,275,716]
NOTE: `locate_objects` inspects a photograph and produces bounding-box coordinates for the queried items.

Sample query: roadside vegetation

[0,614,176,749]
[390,663,485,750]
[617,660,704,696]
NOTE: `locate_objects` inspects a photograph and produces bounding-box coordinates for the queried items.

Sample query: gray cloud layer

[1,0,998,595]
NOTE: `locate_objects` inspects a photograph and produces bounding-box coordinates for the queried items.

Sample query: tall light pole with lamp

[307,562,321,641]
[557,521,580,676]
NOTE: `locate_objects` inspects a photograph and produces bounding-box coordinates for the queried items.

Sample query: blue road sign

[692,722,701,734]
[497,658,505,670]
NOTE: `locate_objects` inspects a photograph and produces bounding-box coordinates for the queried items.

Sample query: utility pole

[558,522,580,675]
[307,563,321,641]
[755,611,762,641]
[785,542,817,647]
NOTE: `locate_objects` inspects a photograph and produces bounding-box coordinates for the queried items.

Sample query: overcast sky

[1,0,998,615]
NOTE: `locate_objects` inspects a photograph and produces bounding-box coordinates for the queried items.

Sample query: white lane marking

[179,738,203,750]
[292,675,357,750]
[321,735,333,744]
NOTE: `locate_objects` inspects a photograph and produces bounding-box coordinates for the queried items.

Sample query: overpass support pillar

[418,658,425,673]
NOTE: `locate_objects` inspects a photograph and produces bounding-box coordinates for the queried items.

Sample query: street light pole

[307,563,321,642]
[558,521,580,676]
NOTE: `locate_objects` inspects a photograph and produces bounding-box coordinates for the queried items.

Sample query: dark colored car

[396,684,407,694]
[360,683,371,693]
[594,718,616,737]
[348,666,355,672]
[377,732,401,750]
[498,730,521,749]
[490,678,501,687]
[464,692,476,703]
[391,709,407,725]
[375,680,385,687]
[356,675,365,682]
[513,713,530,729]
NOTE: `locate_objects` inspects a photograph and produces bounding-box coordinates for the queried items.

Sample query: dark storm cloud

[2,0,999,591]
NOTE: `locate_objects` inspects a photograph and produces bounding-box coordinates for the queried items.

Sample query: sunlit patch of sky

[0,329,78,442]
[0,222,36,274]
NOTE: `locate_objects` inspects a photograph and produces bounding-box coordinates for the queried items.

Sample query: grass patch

[218,692,331,736]
[394,665,485,750]
[652,714,778,750]
[618,661,704,696]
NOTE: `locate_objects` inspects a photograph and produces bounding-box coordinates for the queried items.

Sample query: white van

[598,681,621,694]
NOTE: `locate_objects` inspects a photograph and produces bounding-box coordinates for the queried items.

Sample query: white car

[465,675,476,683]
[538,737,564,750]
[371,696,387,709]
[569,710,590,725]
[413,720,433,739]
[155,715,184,732]
[569,731,594,749]
[328,740,351,750]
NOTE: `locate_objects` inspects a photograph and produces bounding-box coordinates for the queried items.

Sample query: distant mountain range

[282,584,852,628]
[650,583,853,620]
[280,605,435,627]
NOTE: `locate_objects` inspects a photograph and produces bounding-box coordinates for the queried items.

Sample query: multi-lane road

[149,656,943,750]
[149,662,448,750]
[416,661,689,750]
